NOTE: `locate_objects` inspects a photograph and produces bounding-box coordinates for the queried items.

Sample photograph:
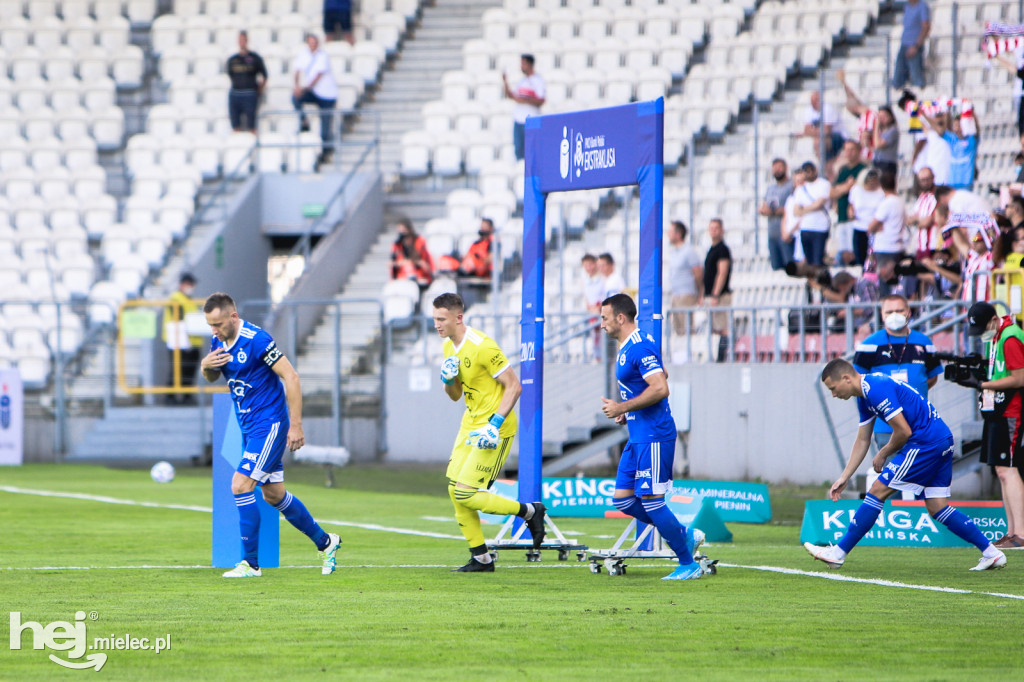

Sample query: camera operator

[853,295,942,496]
[959,302,1024,549]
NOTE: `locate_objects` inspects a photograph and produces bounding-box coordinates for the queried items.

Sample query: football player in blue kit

[808,358,1006,571]
[599,293,704,581]
[201,292,340,578]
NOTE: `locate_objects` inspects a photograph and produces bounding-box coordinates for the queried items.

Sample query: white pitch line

[720,563,1024,601]
[0,485,463,540]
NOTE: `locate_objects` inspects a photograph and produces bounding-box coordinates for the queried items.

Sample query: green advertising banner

[670,480,771,523]
[801,500,1007,548]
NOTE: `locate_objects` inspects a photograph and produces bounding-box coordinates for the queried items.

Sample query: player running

[808,359,1006,571]
[201,292,340,578]
[599,293,704,581]
[432,293,546,572]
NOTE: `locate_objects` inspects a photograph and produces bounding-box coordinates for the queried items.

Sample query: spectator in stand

[292,33,338,166]
[943,204,993,303]
[391,219,434,288]
[581,254,603,315]
[836,69,900,176]
[226,31,268,134]
[920,243,961,301]
[934,184,996,237]
[667,220,703,340]
[323,0,354,45]
[458,218,495,279]
[597,253,625,302]
[831,141,868,265]
[909,167,939,259]
[503,54,545,162]
[992,226,1024,270]
[946,115,979,191]
[796,91,847,172]
[781,167,807,266]
[703,218,732,362]
[761,158,795,271]
[994,52,1024,135]
[913,112,952,186]
[1003,134,1024,204]
[792,161,832,267]
[848,168,884,266]
[1007,196,1024,233]
[868,171,907,263]
[892,0,931,89]
[807,270,860,333]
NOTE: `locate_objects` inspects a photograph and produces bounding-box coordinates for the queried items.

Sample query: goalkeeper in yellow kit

[432,293,546,572]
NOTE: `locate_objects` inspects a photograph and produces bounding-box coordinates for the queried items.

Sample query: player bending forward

[433,293,546,572]
[600,294,704,581]
[808,359,1006,571]
[201,293,340,578]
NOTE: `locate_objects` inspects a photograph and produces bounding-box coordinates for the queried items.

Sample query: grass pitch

[2,463,1023,681]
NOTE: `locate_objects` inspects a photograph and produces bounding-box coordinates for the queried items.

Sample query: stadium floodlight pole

[520,100,665,516]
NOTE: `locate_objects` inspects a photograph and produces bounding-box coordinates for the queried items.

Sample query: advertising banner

[800,500,1007,547]
[0,369,24,465]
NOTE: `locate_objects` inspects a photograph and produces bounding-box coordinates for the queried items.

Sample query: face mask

[479,231,491,238]
[981,330,996,343]
[773,172,786,181]
[884,313,908,332]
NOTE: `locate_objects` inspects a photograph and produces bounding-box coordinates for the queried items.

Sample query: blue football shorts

[615,438,675,496]
[877,436,955,499]
[238,420,287,484]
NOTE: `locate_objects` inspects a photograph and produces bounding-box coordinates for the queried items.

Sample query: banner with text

[0,369,24,465]
[670,480,771,523]
[800,500,1007,547]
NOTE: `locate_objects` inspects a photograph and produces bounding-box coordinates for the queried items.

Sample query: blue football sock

[612,496,653,525]
[274,491,329,550]
[933,505,990,551]
[234,492,260,569]
[642,497,695,566]
[838,493,884,554]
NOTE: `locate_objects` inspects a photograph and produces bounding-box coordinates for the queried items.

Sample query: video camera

[935,352,985,384]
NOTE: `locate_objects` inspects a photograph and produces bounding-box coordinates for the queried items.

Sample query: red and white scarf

[983,21,1024,59]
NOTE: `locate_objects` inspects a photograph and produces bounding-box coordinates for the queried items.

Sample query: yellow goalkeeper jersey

[442,327,517,438]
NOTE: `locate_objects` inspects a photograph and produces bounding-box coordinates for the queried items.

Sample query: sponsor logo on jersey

[877,398,891,413]
[242,452,258,462]
[636,468,651,479]
[228,379,253,398]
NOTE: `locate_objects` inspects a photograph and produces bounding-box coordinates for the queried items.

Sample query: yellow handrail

[116,299,228,396]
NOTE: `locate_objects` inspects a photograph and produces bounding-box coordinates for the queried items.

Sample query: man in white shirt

[667,220,703,340]
[868,171,907,262]
[792,161,833,266]
[503,54,546,162]
[597,253,625,301]
[292,33,339,165]
[912,116,952,186]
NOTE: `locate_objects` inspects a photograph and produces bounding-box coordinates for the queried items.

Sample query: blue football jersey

[857,373,951,452]
[211,320,288,434]
[615,329,676,443]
